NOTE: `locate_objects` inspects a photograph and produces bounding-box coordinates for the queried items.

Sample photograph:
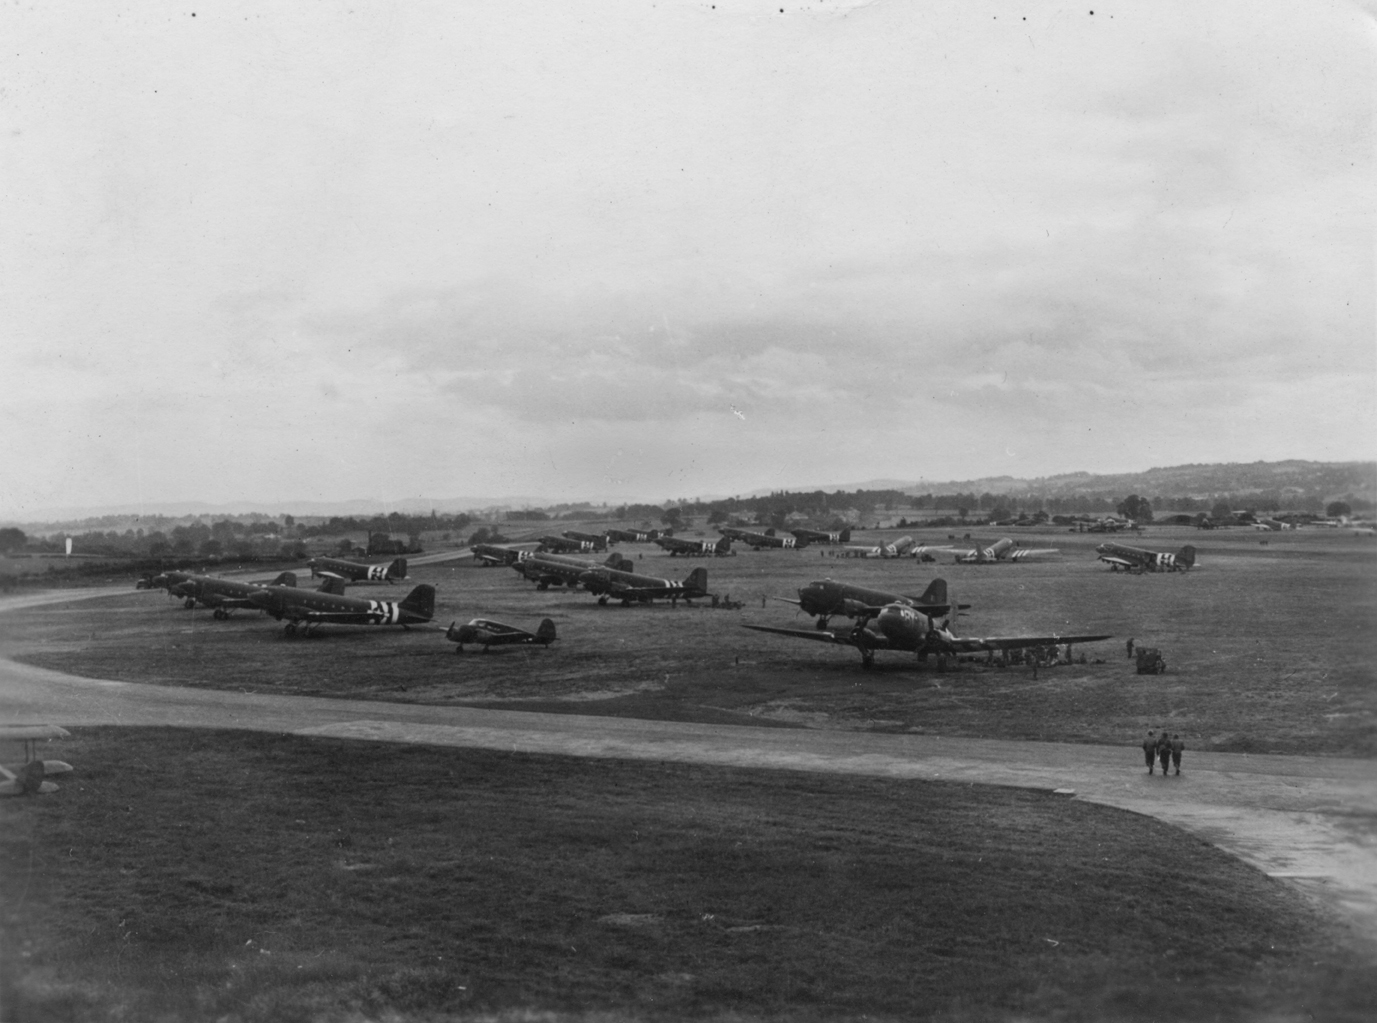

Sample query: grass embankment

[2,728,1372,1021]
[4,528,1374,755]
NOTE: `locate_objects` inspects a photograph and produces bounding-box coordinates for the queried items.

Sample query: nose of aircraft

[798,582,825,610]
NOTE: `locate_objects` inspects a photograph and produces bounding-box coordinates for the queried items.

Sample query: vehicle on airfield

[307,555,408,584]
[446,617,557,652]
[790,527,852,545]
[514,550,634,589]
[773,577,967,629]
[948,538,1060,564]
[0,724,73,797]
[576,565,711,606]
[1135,647,1167,674]
[1096,541,1197,573]
[744,600,1112,670]
[606,527,661,543]
[654,534,734,557]
[718,527,807,549]
[157,570,299,614]
[249,583,436,636]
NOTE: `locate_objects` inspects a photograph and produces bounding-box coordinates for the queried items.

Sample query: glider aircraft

[446,617,557,652]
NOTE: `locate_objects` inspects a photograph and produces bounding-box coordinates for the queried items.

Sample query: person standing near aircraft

[1170,735,1184,775]
[1142,730,1158,773]
[1126,638,1135,659]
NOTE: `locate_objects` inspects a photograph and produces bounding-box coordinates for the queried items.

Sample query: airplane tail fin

[399,584,436,620]
[685,567,708,592]
[614,556,634,573]
[717,538,732,553]
[317,575,348,596]
[536,618,557,645]
[388,558,408,580]
[840,528,851,542]
[1179,545,1196,570]
[916,578,948,607]
[603,553,623,567]
[273,572,298,588]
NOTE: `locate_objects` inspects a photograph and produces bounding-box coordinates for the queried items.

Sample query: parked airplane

[162,571,298,615]
[249,583,436,635]
[745,601,1111,670]
[948,538,1060,564]
[0,724,72,797]
[840,536,952,559]
[576,565,711,606]
[1096,541,1196,573]
[1252,518,1293,531]
[307,555,408,583]
[446,617,557,653]
[790,527,852,545]
[606,527,661,543]
[774,577,966,629]
[539,534,606,554]
[655,535,734,557]
[562,529,610,549]
[470,542,538,567]
[515,551,633,590]
[718,527,807,549]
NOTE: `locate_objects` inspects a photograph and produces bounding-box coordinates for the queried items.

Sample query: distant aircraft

[161,571,299,616]
[655,535,734,557]
[606,528,661,543]
[744,602,1111,670]
[773,577,967,629]
[576,565,711,606]
[307,556,408,584]
[947,538,1060,564]
[790,527,852,545]
[840,536,951,559]
[1252,518,1293,532]
[539,534,606,554]
[515,551,633,590]
[249,583,436,635]
[562,529,610,549]
[446,617,557,653]
[470,542,539,567]
[718,527,807,549]
[1096,541,1197,573]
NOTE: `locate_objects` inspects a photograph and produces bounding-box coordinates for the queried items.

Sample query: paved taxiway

[3,582,1375,951]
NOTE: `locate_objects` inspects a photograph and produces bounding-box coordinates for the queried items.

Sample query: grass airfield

[5,525,1374,755]
[2,524,1376,1020]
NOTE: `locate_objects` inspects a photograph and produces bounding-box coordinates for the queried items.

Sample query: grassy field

[5,526,1374,755]
[3,728,1374,1022]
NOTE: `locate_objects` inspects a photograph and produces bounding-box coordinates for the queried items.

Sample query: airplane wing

[946,548,978,560]
[941,633,1112,653]
[768,596,803,606]
[742,623,849,644]
[1004,548,1059,560]
[1097,555,1136,568]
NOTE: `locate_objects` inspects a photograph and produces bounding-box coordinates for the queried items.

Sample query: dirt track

[3,584,1375,951]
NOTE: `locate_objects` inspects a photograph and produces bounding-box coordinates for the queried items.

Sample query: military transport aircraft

[307,555,408,583]
[718,527,807,549]
[947,538,1060,563]
[1096,541,1197,572]
[515,551,633,590]
[654,535,734,557]
[606,527,661,543]
[249,583,436,635]
[446,617,557,652]
[840,536,952,559]
[744,601,1112,670]
[470,542,540,566]
[773,577,967,629]
[576,565,711,606]
[791,527,852,545]
[562,529,610,548]
[159,571,298,615]
[539,534,607,554]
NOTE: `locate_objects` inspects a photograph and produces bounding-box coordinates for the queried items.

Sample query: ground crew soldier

[1170,734,1184,775]
[1142,730,1157,773]
[1158,732,1173,776]
[1126,637,1135,660]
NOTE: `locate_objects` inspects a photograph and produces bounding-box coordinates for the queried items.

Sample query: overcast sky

[4,0,1373,517]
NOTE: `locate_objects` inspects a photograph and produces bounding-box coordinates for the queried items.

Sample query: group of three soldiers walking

[1142,730,1183,775]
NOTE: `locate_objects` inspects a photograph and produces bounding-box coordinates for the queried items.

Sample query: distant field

[3,526,1374,755]
[3,728,1372,1022]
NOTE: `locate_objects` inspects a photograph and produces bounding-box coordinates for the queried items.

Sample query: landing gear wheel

[598,597,608,606]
